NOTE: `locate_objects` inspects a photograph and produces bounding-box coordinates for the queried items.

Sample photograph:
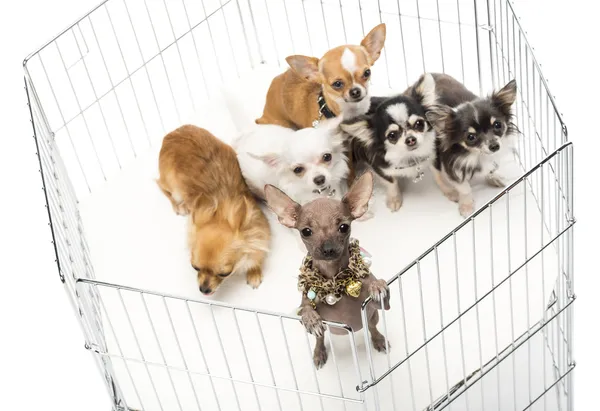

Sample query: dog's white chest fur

[381,135,435,179]
[336,96,371,120]
[478,155,499,175]
[445,148,507,186]
[474,146,510,177]
[476,134,517,177]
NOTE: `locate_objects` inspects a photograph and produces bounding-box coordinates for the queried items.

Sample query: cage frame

[23,0,575,410]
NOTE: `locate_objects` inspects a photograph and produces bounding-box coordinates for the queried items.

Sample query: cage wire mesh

[24,0,574,410]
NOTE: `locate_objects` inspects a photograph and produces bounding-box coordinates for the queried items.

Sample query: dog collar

[312,185,336,197]
[393,155,431,183]
[312,92,336,128]
[297,239,372,308]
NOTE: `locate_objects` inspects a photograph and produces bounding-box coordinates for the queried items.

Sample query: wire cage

[24,0,575,410]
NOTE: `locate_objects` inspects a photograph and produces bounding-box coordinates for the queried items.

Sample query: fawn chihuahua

[256,24,387,130]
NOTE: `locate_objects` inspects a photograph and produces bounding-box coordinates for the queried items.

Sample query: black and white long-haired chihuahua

[340,74,437,213]
[425,73,518,217]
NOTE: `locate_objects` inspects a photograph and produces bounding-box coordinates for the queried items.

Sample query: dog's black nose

[323,248,335,257]
[313,175,326,186]
[405,136,417,147]
[321,241,338,258]
[349,87,361,99]
[199,285,212,295]
[489,142,500,152]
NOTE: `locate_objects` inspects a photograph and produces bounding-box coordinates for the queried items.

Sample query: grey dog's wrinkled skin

[265,172,391,368]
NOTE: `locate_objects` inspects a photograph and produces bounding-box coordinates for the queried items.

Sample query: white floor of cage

[77,67,563,411]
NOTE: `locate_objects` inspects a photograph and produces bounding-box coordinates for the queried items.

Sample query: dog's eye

[301,228,312,237]
[293,166,304,174]
[387,131,398,142]
[338,223,349,233]
[363,69,371,79]
[322,153,332,162]
[331,80,344,89]
[217,272,231,278]
[414,119,425,130]
[493,121,502,129]
[467,133,477,141]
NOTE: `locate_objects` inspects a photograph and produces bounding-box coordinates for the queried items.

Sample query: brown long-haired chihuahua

[157,125,271,295]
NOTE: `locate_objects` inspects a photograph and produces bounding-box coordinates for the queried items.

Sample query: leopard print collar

[298,240,370,307]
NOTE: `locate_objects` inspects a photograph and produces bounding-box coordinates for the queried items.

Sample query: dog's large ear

[426,105,456,152]
[190,197,218,226]
[339,115,373,146]
[225,196,253,230]
[491,79,517,116]
[248,152,281,168]
[264,184,301,228]
[316,117,346,148]
[342,171,373,220]
[426,104,454,132]
[328,128,346,151]
[286,55,323,83]
[230,198,271,253]
[361,23,386,64]
[411,73,437,107]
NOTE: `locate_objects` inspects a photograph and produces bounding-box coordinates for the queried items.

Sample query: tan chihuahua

[256,24,387,130]
[265,171,390,368]
[157,125,271,295]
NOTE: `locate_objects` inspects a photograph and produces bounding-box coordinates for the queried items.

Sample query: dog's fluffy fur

[233,119,350,205]
[256,24,387,130]
[425,73,518,217]
[157,125,270,295]
[340,74,437,212]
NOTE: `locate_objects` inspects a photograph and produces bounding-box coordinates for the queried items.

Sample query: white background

[0,0,597,410]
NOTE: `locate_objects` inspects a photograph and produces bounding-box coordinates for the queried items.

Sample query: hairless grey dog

[265,171,391,368]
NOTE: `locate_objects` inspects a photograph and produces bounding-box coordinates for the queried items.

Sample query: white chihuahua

[233,119,350,204]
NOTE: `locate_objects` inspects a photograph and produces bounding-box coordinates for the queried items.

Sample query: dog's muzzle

[483,142,501,154]
[319,240,342,260]
[346,85,366,102]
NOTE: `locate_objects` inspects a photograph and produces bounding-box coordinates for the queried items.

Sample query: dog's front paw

[486,173,506,188]
[313,346,328,369]
[372,334,391,353]
[385,194,403,212]
[369,279,388,302]
[301,309,325,337]
[246,267,263,289]
[443,189,459,203]
[459,201,474,218]
[369,279,390,309]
